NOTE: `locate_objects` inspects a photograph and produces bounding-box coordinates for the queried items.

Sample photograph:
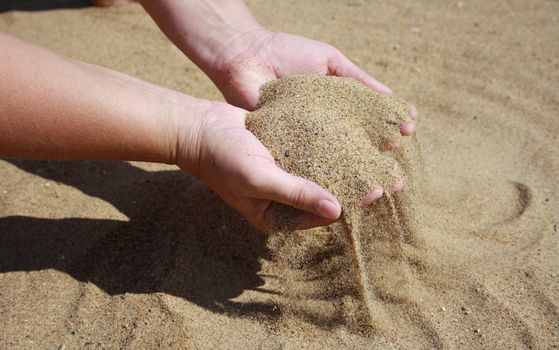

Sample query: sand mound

[247,74,411,210]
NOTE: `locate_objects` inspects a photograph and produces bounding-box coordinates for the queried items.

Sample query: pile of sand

[248,74,410,210]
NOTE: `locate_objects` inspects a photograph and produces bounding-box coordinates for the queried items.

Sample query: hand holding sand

[247,74,417,227]
[139,0,417,117]
[208,30,394,110]
[177,101,342,230]
[176,75,418,231]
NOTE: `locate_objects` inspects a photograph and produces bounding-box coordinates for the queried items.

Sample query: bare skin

[1,1,417,230]
[139,0,417,203]
[0,34,340,230]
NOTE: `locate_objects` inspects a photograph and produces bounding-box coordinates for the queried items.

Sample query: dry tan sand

[1,1,558,349]
[247,75,410,208]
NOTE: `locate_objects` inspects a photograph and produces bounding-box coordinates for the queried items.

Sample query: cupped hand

[177,100,342,231]
[206,31,417,205]
[210,30,393,110]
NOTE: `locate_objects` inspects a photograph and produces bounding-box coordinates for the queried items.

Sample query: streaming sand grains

[247,75,426,335]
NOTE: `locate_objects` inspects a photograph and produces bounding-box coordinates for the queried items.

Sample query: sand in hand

[247,74,411,212]
[247,74,425,335]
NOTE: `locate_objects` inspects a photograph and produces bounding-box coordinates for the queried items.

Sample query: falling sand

[247,74,424,334]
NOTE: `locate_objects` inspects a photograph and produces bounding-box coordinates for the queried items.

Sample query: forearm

[0,33,196,164]
[139,0,263,78]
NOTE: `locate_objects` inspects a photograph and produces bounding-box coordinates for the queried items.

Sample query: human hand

[208,29,418,180]
[209,30,418,142]
[140,1,417,213]
[140,1,390,110]
[209,30,393,110]
[175,100,342,231]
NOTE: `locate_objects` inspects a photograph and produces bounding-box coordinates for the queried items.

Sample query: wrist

[196,20,267,80]
[168,96,215,176]
[170,97,249,183]
[141,0,266,81]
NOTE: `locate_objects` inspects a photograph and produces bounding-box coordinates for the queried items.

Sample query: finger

[254,167,342,220]
[386,138,401,150]
[400,121,416,136]
[360,186,384,206]
[221,60,276,110]
[389,179,405,193]
[295,212,338,230]
[327,47,393,95]
[409,106,418,120]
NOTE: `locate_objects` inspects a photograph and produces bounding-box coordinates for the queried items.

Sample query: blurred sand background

[0,0,558,349]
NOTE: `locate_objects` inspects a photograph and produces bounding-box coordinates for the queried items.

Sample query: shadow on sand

[0,1,91,12]
[0,159,280,318]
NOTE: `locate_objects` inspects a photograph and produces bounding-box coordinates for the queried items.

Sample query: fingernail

[379,85,393,95]
[386,139,401,150]
[410,107,418,120]
[400,122,416,135]
[316,199,341,220]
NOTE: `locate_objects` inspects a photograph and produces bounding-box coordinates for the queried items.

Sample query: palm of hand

[195,103,274,227]
[191,102,338,230]
[214,32,390,110]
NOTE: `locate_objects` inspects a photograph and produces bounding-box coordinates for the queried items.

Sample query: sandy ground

[1,1,558,349]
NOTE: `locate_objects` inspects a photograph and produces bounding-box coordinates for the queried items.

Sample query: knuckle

[288,183,312,210]
[241,166,277,196]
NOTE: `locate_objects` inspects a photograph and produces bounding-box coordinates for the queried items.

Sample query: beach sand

[0,1,558,349]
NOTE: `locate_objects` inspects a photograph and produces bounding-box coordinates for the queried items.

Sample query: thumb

[220,62,275,110]
[327,47,393,95]
[255,167,342,220]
